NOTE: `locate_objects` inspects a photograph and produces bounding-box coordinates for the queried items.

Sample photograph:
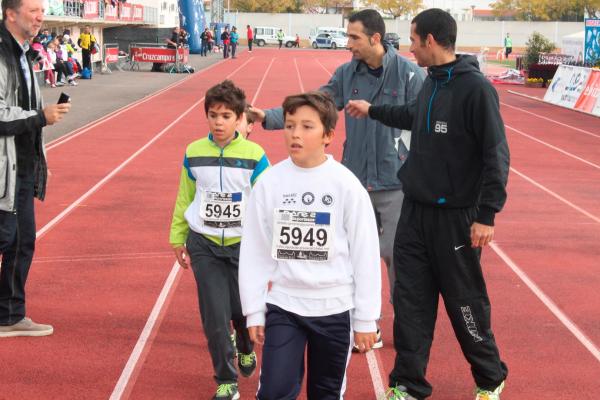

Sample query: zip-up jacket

[0,22,48,212]
[368,55,509,225]
[262,43,425,191]
[169,133,269,247]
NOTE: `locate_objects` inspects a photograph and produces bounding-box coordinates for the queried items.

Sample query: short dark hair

[204,80,246,117]
[2,0,22,19]
[348,9,385,39]
[411,8,457,50]
[282,91,338,137]
[244,105,255,124]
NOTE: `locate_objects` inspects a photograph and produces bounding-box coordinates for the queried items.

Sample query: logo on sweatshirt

[282,193,297,205]
[434,121,448,134]
[302,192,315,205]
[321,194,334,206]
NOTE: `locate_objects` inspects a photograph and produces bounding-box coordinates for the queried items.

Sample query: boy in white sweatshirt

[239,91,382,399]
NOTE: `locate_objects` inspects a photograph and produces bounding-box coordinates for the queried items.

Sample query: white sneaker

[0,317,53,337]
[475,381,505,400]
[69,80,78,86]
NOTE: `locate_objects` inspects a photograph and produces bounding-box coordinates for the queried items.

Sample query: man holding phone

[0,0,70,338]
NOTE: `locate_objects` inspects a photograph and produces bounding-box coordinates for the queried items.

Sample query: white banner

[544,65,591,108]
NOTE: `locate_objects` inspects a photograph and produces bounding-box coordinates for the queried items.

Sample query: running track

[0,49,598,400]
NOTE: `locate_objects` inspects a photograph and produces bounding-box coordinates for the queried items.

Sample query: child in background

[239,91,382,400]
[169,80,269,400]
[237,105,255,139]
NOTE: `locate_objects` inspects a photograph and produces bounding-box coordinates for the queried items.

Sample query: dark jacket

[369,55,509,225]
[0,22,48,211]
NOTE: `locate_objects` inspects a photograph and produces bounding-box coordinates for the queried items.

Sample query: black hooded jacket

[368,55,509,225]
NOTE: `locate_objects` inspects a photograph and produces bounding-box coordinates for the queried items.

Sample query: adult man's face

[409,23,431,67]
[346,20,378,62]
[4,0,45,43]
[84,26,90,34]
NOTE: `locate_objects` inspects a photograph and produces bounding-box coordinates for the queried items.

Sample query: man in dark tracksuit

[346,9,509,400]
[0,0,70,338]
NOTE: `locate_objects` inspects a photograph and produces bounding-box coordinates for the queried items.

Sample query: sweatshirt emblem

[282,193,297,205]
[301,192,315,205]
[321,194,334,206]
[433,120,448,134]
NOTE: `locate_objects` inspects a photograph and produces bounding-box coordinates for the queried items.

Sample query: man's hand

[354,331,377,353]
[248,325,265,345]
[247,107,266,124]
[173,245,191,269]
[345,100,371,118]
[43,103,71,125]
[470,222,494,248]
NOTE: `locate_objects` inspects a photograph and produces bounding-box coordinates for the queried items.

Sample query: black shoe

[237,351,257,377]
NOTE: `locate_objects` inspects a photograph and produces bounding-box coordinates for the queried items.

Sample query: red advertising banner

[130,47,189,64]
[574,69,600,114]
[119,2,133,21]
[104,3,118,20]
[83,0,99,18]
[132,4,144,21]
[105,47,119,64]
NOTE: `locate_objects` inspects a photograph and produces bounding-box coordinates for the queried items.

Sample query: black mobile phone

[57,92,70,104]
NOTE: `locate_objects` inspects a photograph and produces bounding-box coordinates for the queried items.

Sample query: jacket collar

[353,42,396,74]
[208,131,242,147]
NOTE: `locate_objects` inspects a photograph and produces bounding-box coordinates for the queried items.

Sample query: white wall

[224,12,582,48]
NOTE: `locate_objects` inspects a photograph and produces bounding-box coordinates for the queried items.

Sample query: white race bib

[271,209,333,262]
[200,191,244,228]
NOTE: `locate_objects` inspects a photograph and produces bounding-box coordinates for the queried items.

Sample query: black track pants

[389,199,507,399]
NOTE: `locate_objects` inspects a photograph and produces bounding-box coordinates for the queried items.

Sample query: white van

[254,27,296,47]
[308,27,346,43]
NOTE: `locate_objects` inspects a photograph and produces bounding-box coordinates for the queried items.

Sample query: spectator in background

[179,28,189,47]
[276,28,284,49]
[165,26,182,49]
[47,40,68,87]
[230,26,238,59]
[37,28,51,49]
[504,33,512,59]
[294,33,300,48]
[246,25,253,52]
[31,37,55,87]
[221,26,230,59]
[77,25,96,74]
[54,37,77,85]
[200,27,209,56]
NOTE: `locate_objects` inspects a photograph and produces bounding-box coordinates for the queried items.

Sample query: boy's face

[237,112,254,138]
[207,103,242,147]
[284,105,333,168]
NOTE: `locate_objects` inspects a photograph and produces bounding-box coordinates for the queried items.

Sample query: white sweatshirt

[239,156,382,332]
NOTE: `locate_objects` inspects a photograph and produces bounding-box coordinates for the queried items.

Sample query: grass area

[487,59,517,69]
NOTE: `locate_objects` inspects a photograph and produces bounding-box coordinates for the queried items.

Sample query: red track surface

[1,49,598,400]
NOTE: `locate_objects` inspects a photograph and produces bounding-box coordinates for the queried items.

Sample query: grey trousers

[369,189,404,302]
[186,231,253,384]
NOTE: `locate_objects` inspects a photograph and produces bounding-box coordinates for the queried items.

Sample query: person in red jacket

[247,25,253,52]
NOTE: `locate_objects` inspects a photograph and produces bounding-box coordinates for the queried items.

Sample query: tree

[491,0,600,21]
[524,31,555,69]
[363,0,424,19]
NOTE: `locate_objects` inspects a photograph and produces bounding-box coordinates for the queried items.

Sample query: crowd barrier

[544,65,600,116]
[102,43,123,74]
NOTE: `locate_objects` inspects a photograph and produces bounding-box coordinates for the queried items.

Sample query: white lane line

[46,57,233,150]
[36,57,255,240]
[294,58,305,92]
[32,253,173,264]
[510,167,600,224]
[250,57,275,105]
[506,90,600,136]
[490,242,600,363]
[108,58,274,400]
[316,58,333,77]
[500,101,600,140]
[505,124,600,170]
[109,262,183,400]
[367,350,387,399]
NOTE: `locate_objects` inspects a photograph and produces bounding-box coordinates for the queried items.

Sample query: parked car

[254,26,296,47]
[308,26,346,44]
[384,32,400,49]
[311,32,348,49]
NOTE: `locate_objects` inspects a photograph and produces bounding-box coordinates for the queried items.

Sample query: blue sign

[584,18,600,65]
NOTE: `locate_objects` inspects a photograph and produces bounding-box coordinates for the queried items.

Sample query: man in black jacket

[0,0,70,338]
[346,9,509,400]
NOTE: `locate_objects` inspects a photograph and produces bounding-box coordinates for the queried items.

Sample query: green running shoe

[212,383,240,400]
[238,351,257,377]
[475,381,505,400]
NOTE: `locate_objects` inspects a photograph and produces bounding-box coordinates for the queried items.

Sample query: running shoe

[475,381,505,400]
